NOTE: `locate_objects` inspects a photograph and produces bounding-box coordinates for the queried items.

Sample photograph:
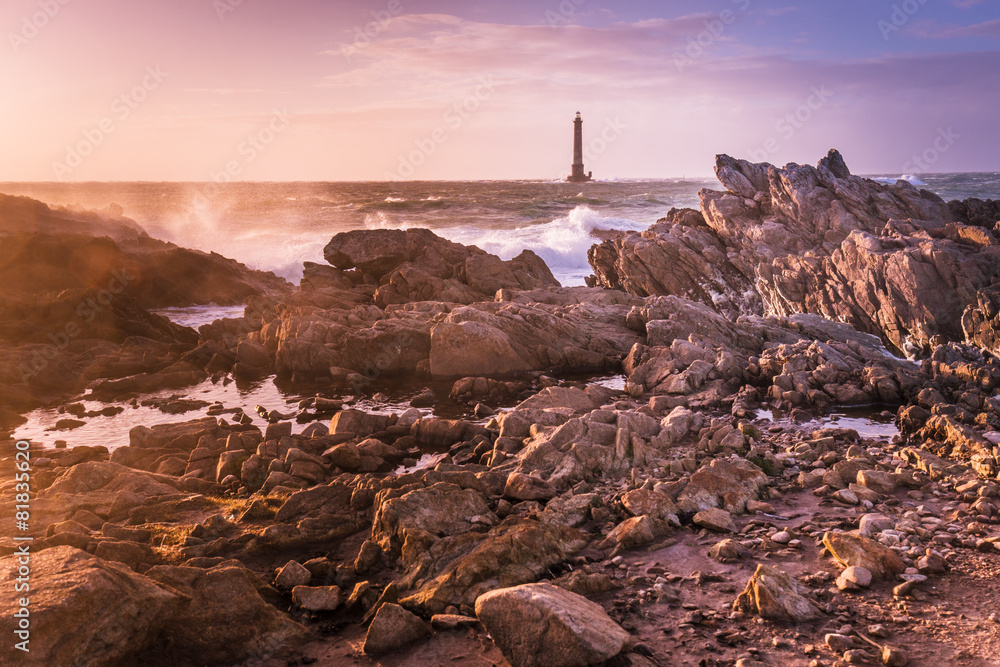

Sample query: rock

[504,472,558,501]
[329,409,389,438]
[832,488,860,505]
[734,564,823,622]
[836,566,873,591]
[354,539,383,575]
[275,560,312,589]
[823,532,906,580]
[292,585,342,611]
[825,633,855,653]
[475,582,630,667]
[372,482,495,556]
[709,538,750,562]
[656,406,696,445]
[430,614,480,631]
[410,389,436,408]
[0,547,182,667]
[600,515,658,551]
[621,489,679,521]
[916,550,948,575]
[145,562,308,665]
[693,507,737,533]
[858,469,897,495]
[593,152,986,354]
[363,603,429,655]
[401,519,587,614]
[322,442,363,470]
[882,645,908,666]
[859,513,896,538]
[770,530,791,545]
[677,457,768,514]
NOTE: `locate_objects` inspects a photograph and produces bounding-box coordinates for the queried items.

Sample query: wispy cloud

[184,88,290,95]
[907,17,1000,38]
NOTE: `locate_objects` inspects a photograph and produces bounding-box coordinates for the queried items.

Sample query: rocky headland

[4,152,1000,666]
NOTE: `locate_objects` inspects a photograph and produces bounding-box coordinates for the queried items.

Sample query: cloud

[184,88,289,95]
[907,17,1000,38]
[314,13,1000,109]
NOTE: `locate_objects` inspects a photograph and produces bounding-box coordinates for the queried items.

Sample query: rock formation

[589,150,1000,355]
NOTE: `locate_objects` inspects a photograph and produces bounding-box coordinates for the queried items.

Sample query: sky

[1,0,998,181]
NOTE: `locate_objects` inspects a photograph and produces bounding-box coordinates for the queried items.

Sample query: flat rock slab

[693,507,737,533]
[476,582,630,667]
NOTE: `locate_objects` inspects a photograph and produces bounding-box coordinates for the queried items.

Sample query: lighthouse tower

[566,112,593,183]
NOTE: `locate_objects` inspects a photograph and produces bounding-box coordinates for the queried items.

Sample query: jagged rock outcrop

[0,195,292,425]
[587,208,756,319]
[323,227,559,307]
[949,197,1000,229]
[251,245,642,380]
[588,150,1000,355]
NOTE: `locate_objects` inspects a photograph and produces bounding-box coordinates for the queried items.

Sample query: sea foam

[439,205,647,286]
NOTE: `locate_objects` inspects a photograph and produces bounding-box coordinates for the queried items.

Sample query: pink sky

[1,0,998,181]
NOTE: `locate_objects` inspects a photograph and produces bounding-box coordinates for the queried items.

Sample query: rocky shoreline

[4,152,1000,666]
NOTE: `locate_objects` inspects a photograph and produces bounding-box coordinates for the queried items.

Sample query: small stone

[825,633,854,653]
[844,649,871,664]
[859,513,895,538]
[734,564,823,622]
[274,560,311,589]
[832,489,860,505]
[693,507,737,533]
[916,550,947,574]
[882,645,908,666]
[430,614,480,631]
[363,603,428,655]
[291,585,342,611]
[893,574,927,597]
[771,531,791,545]
[868,624,890,638]
[836,566,873,591]
[709,538,750,562]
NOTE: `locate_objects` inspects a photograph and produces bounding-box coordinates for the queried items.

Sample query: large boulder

[401,518,588,614]
[371,482,495,555]
[676,457,769,514]
[475,582,630,667]
[0,547,183,666]
[322,228,559,304]
[144,562,309,664]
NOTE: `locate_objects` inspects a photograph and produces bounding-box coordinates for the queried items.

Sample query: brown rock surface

[475,582,630,667]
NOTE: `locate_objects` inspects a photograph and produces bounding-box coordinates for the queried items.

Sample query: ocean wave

[872,174,927,186]
[438,206,647,287]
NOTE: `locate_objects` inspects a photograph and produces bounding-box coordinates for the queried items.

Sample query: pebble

[771,531,792,544]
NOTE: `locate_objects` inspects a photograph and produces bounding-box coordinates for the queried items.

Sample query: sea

[4,172,998,292]
[4,172,998,449]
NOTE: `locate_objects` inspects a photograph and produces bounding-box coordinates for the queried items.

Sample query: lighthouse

[566,112,593,183]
